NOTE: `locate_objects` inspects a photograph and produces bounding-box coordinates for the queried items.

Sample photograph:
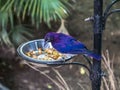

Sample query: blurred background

[0,0,120,90]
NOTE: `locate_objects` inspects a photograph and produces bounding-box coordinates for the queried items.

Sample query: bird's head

[44,32,57,46]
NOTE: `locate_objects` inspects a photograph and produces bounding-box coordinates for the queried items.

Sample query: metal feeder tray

[17,39,75,65]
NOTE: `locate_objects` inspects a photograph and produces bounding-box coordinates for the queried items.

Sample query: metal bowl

[17,39,75,64]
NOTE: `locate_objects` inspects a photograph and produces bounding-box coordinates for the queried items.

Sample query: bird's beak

[44,39,49,47]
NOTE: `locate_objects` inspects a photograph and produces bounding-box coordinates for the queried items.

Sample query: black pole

[91,0,103,90]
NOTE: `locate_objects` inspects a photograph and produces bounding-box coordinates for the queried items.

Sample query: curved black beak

[44,39,50,47]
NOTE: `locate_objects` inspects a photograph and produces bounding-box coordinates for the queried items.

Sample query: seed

[32,55,37,59]
[26,52,31,57]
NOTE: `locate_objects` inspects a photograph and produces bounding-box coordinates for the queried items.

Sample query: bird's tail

[85,50,102,61]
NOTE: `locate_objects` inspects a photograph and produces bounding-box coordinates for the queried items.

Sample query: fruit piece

[45,48,53,54]
[32,55,37,59]
[26,52,31,57]
[38,48,42,54]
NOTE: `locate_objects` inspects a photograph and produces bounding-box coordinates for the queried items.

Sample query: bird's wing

[68,38,87,49]
[52,33,88,54]
[56,38,88,54]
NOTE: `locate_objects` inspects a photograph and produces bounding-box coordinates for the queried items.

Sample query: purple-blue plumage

[44,32,101,60]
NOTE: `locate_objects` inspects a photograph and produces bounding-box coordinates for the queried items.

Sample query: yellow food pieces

[25,48,62,60]
[38,48,42,54]
[45,48,62,60]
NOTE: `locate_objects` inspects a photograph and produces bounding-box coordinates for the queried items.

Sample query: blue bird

[44,32,101,60]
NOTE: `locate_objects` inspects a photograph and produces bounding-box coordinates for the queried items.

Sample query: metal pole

[91,0,103,90]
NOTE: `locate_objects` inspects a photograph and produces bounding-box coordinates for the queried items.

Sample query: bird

[44,32,101,60]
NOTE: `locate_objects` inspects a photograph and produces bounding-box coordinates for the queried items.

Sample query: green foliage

[0,11,13,46]
[1,0,69,28]
[0,28,13,46]
[0,10,32,46]
[0,0,69,47]
[9,25,33,46]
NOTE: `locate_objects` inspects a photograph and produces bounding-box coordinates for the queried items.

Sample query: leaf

[0,0,11,11]
[28,0,34,14]
[22,0,30,20]
[36,0,41,20]
[0,11,8,28]
[9,25,33,46]
[31,0,37,24]
[17,0,24,17]
[0,28,13,46]
[5,0,14,11]
[9,9,14,29]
